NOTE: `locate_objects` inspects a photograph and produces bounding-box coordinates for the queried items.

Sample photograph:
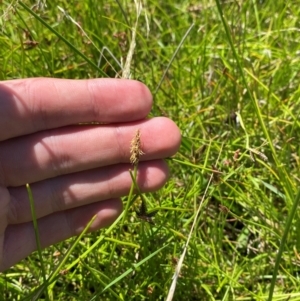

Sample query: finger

[0,117,181,186]
[1,199,122,272]
[8,160,169,224]
[0,186,10,272]
[0,78,152,141]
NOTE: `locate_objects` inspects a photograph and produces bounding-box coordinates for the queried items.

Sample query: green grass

[2,0,300,300]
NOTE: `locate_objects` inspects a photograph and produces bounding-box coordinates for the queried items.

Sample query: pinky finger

[1,198,122,271]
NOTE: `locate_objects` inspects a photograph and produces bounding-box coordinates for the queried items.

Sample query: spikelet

[130,129,144,165]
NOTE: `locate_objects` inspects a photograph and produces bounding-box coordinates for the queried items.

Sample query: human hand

[0,78,180,271]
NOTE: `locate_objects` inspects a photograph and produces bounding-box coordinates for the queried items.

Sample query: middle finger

[0,117,179,186]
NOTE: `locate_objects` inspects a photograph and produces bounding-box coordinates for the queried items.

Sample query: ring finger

[7,160,168,224]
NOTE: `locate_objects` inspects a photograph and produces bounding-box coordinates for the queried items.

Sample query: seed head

[130,129,144,165]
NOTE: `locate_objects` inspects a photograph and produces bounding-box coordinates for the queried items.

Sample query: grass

[1,0,300,300]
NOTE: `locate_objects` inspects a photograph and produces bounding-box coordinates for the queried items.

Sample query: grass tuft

[2,0,300,300]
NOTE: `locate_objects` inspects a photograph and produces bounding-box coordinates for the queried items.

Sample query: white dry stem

[32,0,47,10]
[97,46,122,76]
[1,1,18,26]
[57,5,121,77]
[166,143,224,301]
[236,111,268,162]
[154,23,194,94]
[57,1,147,79]
[122,0,142,79]
[57,6,99,52]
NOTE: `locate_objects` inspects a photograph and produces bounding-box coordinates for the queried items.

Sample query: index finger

[0,78,152,141]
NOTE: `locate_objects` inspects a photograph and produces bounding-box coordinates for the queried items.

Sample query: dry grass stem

[166,143,224,301]
[122,0,142,79]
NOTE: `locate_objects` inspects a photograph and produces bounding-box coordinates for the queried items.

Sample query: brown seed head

[130,129,144,165]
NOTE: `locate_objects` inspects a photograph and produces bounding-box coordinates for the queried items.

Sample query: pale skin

[0,78,181,272]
